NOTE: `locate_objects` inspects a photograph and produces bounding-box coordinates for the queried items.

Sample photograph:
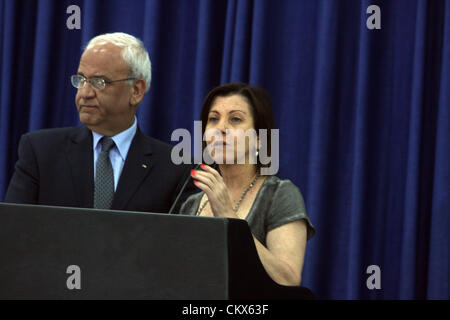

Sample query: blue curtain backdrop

[0,0,448,299]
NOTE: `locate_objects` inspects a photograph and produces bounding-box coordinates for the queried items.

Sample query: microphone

[168,163,201,214]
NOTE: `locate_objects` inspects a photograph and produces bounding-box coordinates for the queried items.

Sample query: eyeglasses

[70,74,136,91]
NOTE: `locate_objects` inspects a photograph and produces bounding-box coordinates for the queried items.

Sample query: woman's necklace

[196,173,259,216]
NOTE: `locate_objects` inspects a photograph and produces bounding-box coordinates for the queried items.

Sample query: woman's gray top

[180,176,315,246]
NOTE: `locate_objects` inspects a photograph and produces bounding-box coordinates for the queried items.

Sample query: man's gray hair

[85,32,151,92]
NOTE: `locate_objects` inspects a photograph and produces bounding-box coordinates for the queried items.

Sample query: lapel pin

[142,164,147,169]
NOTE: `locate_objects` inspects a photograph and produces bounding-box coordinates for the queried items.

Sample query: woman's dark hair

[200,82,275,172]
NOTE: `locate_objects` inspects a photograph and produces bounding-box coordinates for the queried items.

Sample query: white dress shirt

[92,117,138,191]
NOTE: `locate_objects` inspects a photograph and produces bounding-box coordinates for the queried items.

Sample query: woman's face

[204,94,258,165]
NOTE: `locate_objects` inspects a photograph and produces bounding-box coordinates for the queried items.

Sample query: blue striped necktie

[94,138,115,209]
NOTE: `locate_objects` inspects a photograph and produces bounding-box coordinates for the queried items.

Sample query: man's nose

[78,82,96,98]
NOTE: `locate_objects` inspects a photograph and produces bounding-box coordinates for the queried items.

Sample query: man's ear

[130,79,146,106]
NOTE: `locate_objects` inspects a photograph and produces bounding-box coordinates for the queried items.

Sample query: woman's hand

[191,164,236,218]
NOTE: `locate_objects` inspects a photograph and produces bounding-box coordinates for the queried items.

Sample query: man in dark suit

[5,32,196,213]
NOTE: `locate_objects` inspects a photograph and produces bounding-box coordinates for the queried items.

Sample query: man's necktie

[94,138,115,209]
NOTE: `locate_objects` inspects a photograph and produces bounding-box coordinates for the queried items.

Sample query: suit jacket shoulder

[5,126,198,213]
[5,126,93,206]
[113,128,197,213]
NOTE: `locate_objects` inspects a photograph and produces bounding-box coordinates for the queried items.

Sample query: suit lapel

[112,128,154,210]
[66,126,94,208]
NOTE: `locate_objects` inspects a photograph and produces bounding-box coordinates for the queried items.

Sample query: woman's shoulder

[260,176,304,204]
[258,175,315,240]
[262,176,304,197]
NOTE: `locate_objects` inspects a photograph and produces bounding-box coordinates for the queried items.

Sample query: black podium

[0,202,313,299]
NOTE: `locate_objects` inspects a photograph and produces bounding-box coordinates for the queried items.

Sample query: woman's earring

[256,149,259,158]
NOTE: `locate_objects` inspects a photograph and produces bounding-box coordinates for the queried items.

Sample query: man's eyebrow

[209,109,247,114]
[76,72,109,80]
